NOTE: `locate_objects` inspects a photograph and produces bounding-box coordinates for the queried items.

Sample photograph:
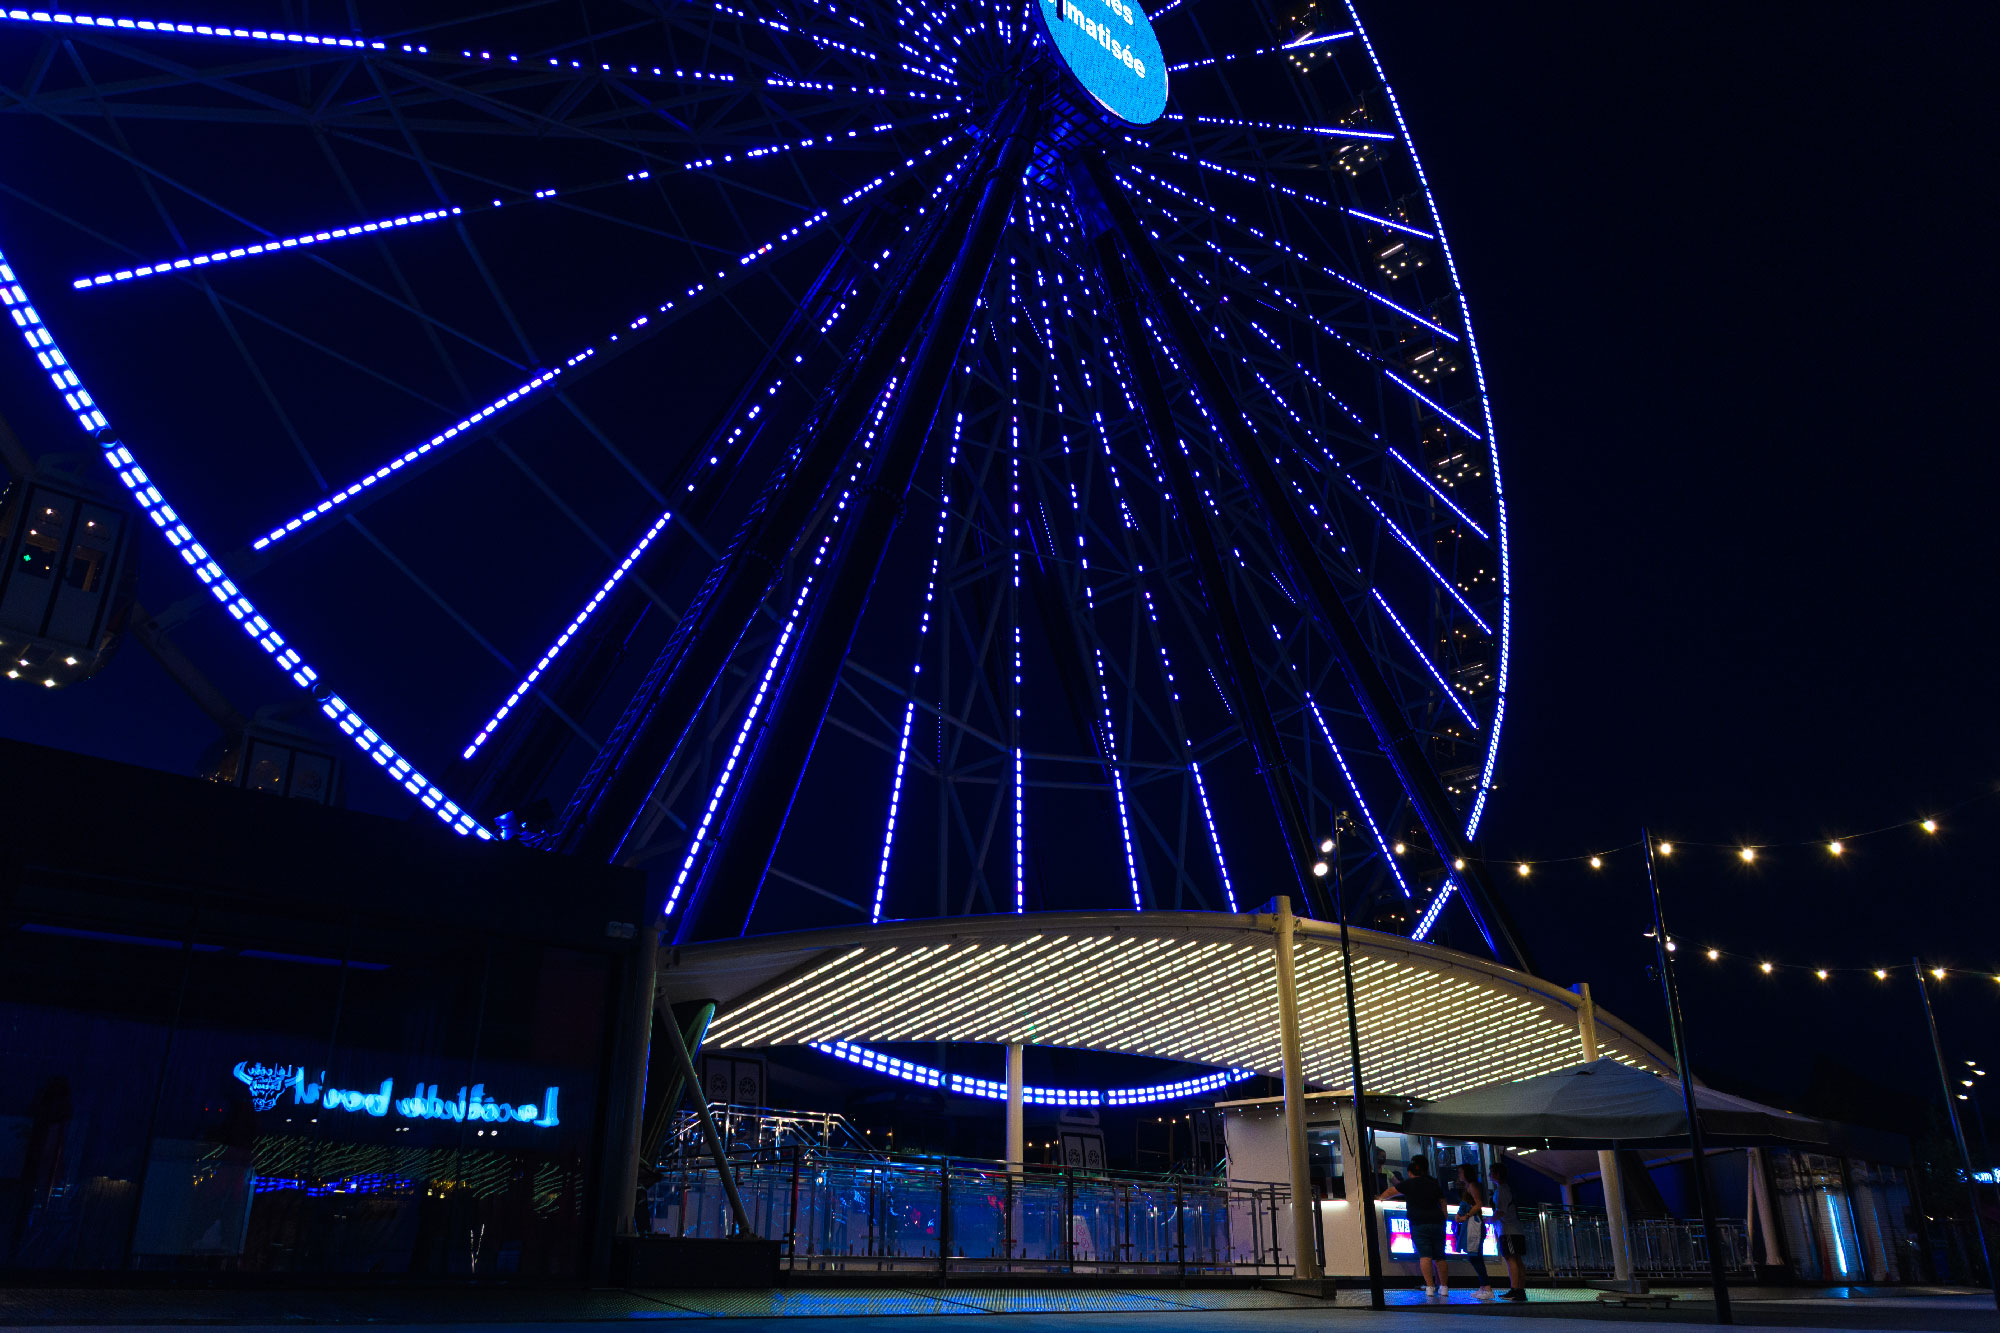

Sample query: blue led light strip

[1384,369,1482,441]
[662,371,897,912]
[664,552,819,917]
[1159,111,1395,141]
[1370,589,1477,730]
[462,510,671,761]
[1135,583,1238,915]
[0,8,384,48]
[1410,881,1454,941]
[871,421,958,924]
[0,246,488,838]
[1008,275,1026,915]
[1146,143,1433,241]
[1340,0,1510,842]
[1189,761,1238,913]
[1046,319,1143,913]
[1168,31,1350,72]
[251,130,958,555]
[76,112,949,296]
[0,7,961,101]
[253,351,594,550]
[812,1041,1254,1107]
[1303,691,1410,898]
[1119,165,1459,342]
[74,207,460,290]
[1386,446,1489,540]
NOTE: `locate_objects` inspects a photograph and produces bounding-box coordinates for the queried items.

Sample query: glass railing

[646,1148,1295,1275]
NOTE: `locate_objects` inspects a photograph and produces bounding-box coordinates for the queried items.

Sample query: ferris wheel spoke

[0,235,495,837]
[1145,141,1432,238]
[1120,164,1458,341]
[462,205,907,771]
[1159,256,1495,622]
[66,108,947,296]
[1171,255,1488,553]
[243,132,959,557]
[1165,28,1351,74]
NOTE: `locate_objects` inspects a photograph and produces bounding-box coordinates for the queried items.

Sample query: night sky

[2,0,1995,1142]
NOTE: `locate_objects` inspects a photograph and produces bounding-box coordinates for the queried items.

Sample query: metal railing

[1523,1206,1752,1278]
[646,1148,1295,1276]
[662,1104,882,1163]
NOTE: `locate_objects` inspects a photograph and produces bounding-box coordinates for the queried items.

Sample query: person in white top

[1455,1163,1495,1300]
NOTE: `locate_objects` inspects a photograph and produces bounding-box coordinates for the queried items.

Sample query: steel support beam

[1086,160,1530,972]
[677,96,1039,941]
[1073,169,1328,921]
[461,205,897,822]
[558,104,1025,865]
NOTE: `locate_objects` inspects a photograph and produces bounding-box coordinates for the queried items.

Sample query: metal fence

[646,1143,1753,1280]
[1521,1206,1752,1278]
[646,1149,1294,1275]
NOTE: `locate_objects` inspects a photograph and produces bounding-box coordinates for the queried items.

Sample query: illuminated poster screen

[1036,0,1168,125]
[1385,1206,1503,1259]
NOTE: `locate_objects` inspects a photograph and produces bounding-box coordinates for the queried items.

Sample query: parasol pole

[1641,827,1733,1323]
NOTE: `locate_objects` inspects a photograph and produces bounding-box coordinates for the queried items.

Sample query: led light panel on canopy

[0,0,1517,962]
[664,914,1673,1102]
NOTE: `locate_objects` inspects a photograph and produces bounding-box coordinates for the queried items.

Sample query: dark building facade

[0,741,648,1278]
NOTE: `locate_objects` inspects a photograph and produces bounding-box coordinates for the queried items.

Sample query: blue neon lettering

[237,1062,561,1128]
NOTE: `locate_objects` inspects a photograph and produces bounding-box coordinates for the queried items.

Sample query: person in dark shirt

[1379,1153,1450,1297]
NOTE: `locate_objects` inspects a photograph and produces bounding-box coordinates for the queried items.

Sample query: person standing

[1491,1160,1529,1302]
[1456,1163,1495,1300]
[1379,1154,1450,1298]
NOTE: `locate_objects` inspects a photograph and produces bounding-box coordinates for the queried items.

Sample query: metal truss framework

[0,0,1518,962]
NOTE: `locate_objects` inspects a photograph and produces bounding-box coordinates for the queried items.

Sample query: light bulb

[1874,969,1887,980]
[1515,863,1530,877]
[1312,861,1328,877]
[1815,969,1828,980]
[1589,856,1602,869]
[1706,949,1720,961]
[1453,858,1465,870]
[1827,841,1843,856]
[1393,842,1406,855]
[1921,819,1938,833]
[1659,842,1674,855]
[1738,847,1756,863]
[1932,967,1946,979]
[1759,962,1773,974]
[1320,838,1334,854]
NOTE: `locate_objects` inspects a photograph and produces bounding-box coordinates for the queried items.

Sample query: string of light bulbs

[1638,939,2000,988]
[1394,785,1999,877]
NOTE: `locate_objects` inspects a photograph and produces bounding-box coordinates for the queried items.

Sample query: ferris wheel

[0,0,1522,964]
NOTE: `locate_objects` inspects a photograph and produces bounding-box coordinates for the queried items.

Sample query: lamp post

[1317,814,1385,1308]
[1639,828,1731,1324]
[1961,1062,1993,1188]
[1914,962,1998,1307]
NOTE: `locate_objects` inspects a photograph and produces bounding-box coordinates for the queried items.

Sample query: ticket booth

[1217,1090,1503,1280]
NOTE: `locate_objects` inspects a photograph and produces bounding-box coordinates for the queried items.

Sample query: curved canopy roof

[661,912,1674,1101]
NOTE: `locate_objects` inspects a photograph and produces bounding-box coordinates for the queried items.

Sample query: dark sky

[1359,0,2000,1123]
[3,1,1996,1135]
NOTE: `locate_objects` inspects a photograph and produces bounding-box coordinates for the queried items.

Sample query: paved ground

[0,1284,1991,1332]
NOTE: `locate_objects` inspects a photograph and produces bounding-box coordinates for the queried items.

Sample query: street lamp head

[1311,861,1329,878]
[1319,838,1334,854]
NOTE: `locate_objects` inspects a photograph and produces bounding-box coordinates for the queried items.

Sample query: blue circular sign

[1037,0,1168,126]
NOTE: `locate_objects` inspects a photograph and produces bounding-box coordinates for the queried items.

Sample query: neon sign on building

[232,1061,561,1127]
